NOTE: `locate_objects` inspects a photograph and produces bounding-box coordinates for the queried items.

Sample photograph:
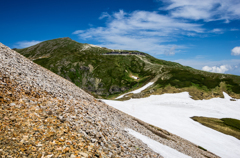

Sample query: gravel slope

[0,43,161,158]
[0,43,219,158]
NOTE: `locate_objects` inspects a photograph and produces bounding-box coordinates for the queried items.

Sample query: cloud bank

[73,1,240,55]
[72,0,240,56]
[73,10,203,54]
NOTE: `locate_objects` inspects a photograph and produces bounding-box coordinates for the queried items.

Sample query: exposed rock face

[0,43,219,158]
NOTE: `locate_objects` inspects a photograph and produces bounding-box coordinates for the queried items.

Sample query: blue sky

[1,0,240,75]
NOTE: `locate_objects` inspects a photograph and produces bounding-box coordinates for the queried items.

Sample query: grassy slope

[192,117,240,140]
[15,37,240,99]
[15,38,155,98]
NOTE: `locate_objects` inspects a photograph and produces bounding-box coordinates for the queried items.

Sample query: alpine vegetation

[15,38,240,100]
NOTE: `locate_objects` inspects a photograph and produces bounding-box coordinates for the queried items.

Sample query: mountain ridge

[14,37,240,100]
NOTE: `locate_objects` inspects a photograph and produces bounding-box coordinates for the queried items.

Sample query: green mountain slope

[15,37,240,99]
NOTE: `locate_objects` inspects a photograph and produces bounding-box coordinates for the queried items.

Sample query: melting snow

[126,128,191,158]
[103,92,240,158]
[116,82,154,99]
[131,75,138,79]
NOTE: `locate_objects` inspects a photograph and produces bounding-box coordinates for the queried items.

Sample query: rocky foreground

[0,43,219,158]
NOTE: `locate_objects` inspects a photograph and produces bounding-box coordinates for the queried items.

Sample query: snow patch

[116,82,154,99]
[131,82,154,94]
[131,75,138,79]
[223,91,232,100]
[126,128,191,158]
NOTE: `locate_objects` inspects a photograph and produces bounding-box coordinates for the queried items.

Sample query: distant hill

[15,37,240,99]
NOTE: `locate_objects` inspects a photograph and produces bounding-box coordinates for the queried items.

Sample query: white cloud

[202,66,213,72]
[14,40,42,48]
[231,46,240,56]
[164,45,177,55]
[73,10,203,54]
[210,28,224,34]
[99,12,111,19]
[161,0,240,22]
[72,30,84,34]
[202,65,232,73]
[113,10,126,20]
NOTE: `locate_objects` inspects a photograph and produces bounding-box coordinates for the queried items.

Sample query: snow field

[104,92,240,158]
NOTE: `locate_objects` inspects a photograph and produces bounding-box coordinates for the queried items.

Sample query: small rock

[36,143,43,147]
[10,102,16,106]
[56,147,62,151]
[45,155,53,158]
[70,154,76,158]
[10,116,16,120]
[79,152,88,157]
